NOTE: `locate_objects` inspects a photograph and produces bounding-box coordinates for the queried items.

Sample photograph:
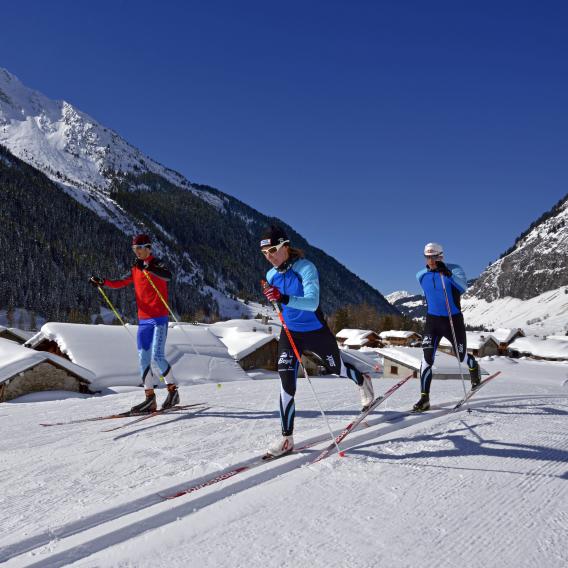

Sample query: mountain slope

[0,145,214,322]
[0,68,397,320]
[466,193,568,302]
[385,290,426,320]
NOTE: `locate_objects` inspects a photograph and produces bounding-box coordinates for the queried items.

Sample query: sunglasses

[132,244,151,251]
[261,240,289,256]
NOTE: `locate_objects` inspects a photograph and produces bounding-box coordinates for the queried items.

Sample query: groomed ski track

[1,359,567,567]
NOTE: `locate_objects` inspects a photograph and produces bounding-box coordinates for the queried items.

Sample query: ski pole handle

[261,280,302,363]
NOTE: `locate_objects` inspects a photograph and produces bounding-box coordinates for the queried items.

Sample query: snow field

[0,358,567,567]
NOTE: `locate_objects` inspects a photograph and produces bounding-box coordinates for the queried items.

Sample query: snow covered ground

[1,358,567,567]
[462,285,568,336]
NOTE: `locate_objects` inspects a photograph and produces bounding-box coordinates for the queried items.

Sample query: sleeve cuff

[280,294,290,305]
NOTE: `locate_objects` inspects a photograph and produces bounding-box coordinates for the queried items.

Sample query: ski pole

[439,273,471,411]
[261,280,343,457]
[142,270,200,356]
[96,284,163,383]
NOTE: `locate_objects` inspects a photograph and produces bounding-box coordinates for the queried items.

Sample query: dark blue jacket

[416,264,467,316]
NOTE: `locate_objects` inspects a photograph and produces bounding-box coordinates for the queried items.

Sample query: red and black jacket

[104,256,172,320]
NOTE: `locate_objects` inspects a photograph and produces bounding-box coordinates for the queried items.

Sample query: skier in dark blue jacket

[260,225,374,456]
[413,242,481,412]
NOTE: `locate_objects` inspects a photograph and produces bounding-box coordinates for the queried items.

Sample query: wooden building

[0,339,93,402]
[379,330,422,347]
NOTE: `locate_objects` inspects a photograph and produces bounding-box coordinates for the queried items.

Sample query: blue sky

[2,0,567,295]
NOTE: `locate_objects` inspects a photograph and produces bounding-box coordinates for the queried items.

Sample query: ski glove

[263,285,289,305]
[89,276,105,287]
[435,261,452,278]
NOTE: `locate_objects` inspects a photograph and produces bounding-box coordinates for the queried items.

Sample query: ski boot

[161,384,180,410]
[266,435,294,457]
[469,363,481,389]
[131,389,157,414]
[412,393,430,412]
[359,373,375,411]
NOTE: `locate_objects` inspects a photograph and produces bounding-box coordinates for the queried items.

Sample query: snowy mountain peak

[0,67,196,200]
[386,290,413,304]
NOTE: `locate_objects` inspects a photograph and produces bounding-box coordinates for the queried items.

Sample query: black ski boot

[412,393,430,412]
[161,384,180,410]
[130,389,157,414]
[469,363,481,389]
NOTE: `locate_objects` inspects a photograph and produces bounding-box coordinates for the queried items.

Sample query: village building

[336,329,383,349]
[378,330,422,347]
[439,332,500,358]
[377,346,484,380]
[507,337,568,361]
[25,321,250,390]
[209,319,280,371]
[491,328,526,354]
[0,338,93,402]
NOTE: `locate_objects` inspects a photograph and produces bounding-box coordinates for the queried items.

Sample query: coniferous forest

[0,145,397,327]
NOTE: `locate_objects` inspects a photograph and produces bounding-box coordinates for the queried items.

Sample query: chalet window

[390,365,398,375]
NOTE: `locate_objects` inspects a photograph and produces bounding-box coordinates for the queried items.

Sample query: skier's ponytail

[287,246,305,261]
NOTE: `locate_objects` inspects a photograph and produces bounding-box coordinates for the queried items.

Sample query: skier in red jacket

[90,234,179,413]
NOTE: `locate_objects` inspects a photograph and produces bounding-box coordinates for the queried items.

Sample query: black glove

[89,276,104,287]
[132,258,145,270]
[435,261,452,277]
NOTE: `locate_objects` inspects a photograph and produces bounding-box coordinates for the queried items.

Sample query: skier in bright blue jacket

[413,242,481,412]
[260,225,375,457]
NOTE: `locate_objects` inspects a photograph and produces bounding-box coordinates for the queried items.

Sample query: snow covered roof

[0,326,34,342]
[439,332,498,350]
[546,335,568,342]
[492,328,525,344]
[26,322,249,389]
[377,347,482,374]
[336,329,379,347]
[507,337,568,360]
[209,319,279,360]
[379,330,420,339]
[0,338,94,385]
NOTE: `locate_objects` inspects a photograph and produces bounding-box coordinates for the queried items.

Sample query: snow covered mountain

[0,67,218,232]
[0,67,396,321]
[386,290,426,320]
[462,193,568,335]
[466,194,568,302]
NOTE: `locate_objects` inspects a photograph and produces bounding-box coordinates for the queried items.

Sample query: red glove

[263,285,282,303]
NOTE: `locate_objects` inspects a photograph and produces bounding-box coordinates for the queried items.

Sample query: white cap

[424,242,444,257]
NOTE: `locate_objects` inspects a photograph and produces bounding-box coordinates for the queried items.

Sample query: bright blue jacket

[266,259,325,332]
[416,264,467,316]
